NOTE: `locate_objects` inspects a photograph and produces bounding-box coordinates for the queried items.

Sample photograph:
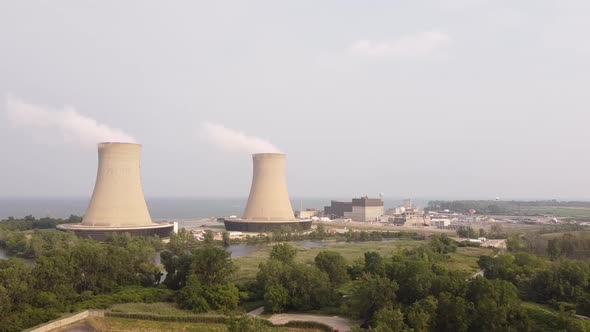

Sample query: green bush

[281,320,333,332]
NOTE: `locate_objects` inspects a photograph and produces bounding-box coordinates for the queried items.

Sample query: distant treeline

[427,200,590,215]
[0,215,82,231]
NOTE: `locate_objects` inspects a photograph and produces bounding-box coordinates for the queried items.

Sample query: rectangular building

[344,196,384,222]
[324,201,353,218]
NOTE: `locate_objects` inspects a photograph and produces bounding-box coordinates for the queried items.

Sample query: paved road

[249,307,352,332]
[268,313,351,332]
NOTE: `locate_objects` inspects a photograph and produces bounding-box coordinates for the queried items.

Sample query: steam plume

[202,122,282,154]
[5,95,137,146]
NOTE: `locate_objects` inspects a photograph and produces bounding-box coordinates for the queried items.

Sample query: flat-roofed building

[344,196,384,222]
[324,201,353,218]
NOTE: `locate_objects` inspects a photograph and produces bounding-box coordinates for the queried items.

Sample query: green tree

[406,296,438,332]
[466,277,530,331]
[349,274,399,324]
[264,284,289,313]
[315,251,349,285]
[167,228,197,255]
[228,315,270,332]
[364,251,385,276]
[557,305,586,332]
[176,275,210,312]
[191,246,236,286]
[372,307,407,332]
[287,264,334,310]
[456,226,477,239]
[270,243,297,264]
[202,283,240,312]
[436,292,470,332]
[429,234,457,254]
[203,231,214,244]
[222,231,231,247]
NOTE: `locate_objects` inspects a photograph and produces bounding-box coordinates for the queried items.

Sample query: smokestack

[82,142,152,227]
[242,153,295,221]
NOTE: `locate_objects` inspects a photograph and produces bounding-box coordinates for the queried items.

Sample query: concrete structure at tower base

[56,222,174,241]
[224,219,312,232]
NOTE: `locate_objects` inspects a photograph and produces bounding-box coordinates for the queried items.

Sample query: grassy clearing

[521,206,590,218]
[232,239,494,283]
[110,302,196,316]
[523,302,590,331]
[447,246,495,278]
[89,317,227,332]
[232,240,423,284]
[87,317,324,332]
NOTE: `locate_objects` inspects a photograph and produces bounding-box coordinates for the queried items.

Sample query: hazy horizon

[1,1,590,200]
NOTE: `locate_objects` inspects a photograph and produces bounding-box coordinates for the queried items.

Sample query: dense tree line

[5,215,589,331]
[248,236,535,331]
[428,201,510,214]
[507,232,590,261]
[479,231,590,322]
[428,200,590,215]
[343,236,530,332]
[0,215,82,231]
[254,243,342,313]
[162,245,240,313]
[457,225,507,239]
[0,231,166,332]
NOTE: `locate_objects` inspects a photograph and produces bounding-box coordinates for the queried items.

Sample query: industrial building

[344,197,384,222]
[296,209,319,219]
[324,196,384,222]
[224,153,312,232]
[324,201,353,218]
[387,200,429,226]
[57,142,174,240]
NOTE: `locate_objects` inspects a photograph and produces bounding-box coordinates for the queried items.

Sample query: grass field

[521,206,590,218]
[446,246,495,277]
[232,240,421,284]
[232,239,494,283]
[87,317,322,332]
[523,302,590,331]
[110,302,199,316]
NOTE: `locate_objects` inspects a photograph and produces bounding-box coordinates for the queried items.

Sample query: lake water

[0,197,417,220]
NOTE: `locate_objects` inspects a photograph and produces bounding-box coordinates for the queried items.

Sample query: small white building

[432,218,451,227]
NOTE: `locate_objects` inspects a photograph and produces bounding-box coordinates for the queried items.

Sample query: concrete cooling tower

[224,153,312,232]
[57,142,174,240]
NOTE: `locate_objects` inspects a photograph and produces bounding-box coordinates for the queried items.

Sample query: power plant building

[224,153,312,232]
[325,197,384,222]
[344,197,384,222]
[324,201,353,218]
[57,142,174,240]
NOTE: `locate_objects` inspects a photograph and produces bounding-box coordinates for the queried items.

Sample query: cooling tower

[224,153,311,232]
[82,142,152,227]
[243,153,295,220]
[57,142,174,240]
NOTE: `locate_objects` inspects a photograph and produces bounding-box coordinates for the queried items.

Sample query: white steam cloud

[4,95,137,146]
[202,122,282,154]
[349,31,451,58]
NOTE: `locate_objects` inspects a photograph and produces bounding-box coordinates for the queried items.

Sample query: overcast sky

[1,1,590,200]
